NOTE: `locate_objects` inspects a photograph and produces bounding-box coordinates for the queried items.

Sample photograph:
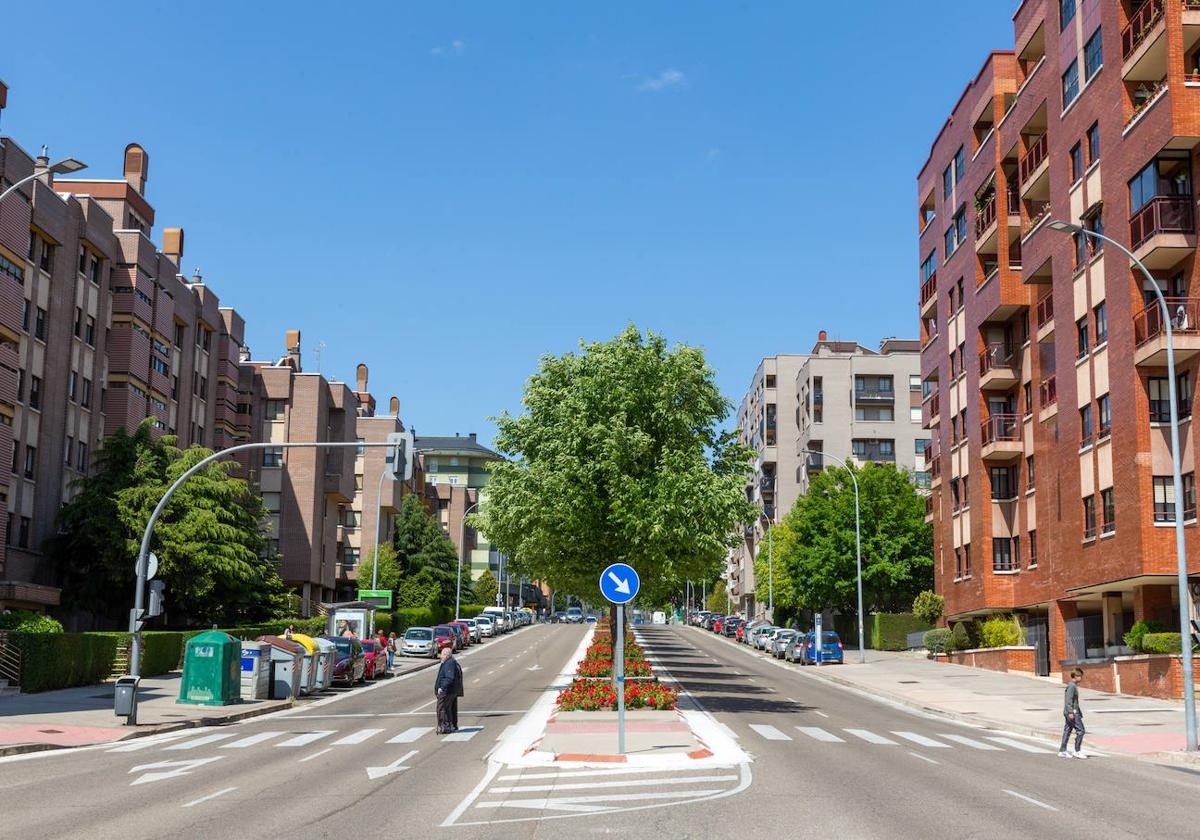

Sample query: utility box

[114,675,141,720]
[240,640,271,700]
[258,635,304,699]
[311,637,336,691]
[288,633,320,695]
[178,631,242,706]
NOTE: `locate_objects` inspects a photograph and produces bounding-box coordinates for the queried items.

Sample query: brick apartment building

[918,0,1200,674]
[727,337,927,617]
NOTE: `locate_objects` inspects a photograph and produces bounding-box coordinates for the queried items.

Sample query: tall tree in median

[777,462,932,616]
[476,325,757,606]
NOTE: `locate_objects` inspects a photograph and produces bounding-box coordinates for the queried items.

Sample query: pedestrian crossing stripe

[984,736,1053,753]
[747,724,791,741]
[739,725,1060,755]
[938,734,1004,751]
[120,725,490,753]
[796,726,844,743]
[388,727,433,743]
[276,731,337,747]
[844,728,897,745]
[442,726,483,742]
[892,731,951,748]
[332,728,385,745]
[222,731,284,749]
[164,733,235,751]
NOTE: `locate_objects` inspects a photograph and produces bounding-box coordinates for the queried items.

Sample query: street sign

[384,431,415,481]
[599,562,639,605]
[136,552,159,581]
[358,589,393,609]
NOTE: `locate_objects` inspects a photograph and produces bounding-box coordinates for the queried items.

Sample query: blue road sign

[599,563,640,605]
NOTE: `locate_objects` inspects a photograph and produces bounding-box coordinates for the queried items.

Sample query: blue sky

[1,2,1013,447]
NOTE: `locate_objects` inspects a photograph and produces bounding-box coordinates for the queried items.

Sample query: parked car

[551,611,567,623]
[435,624,462,651]
[475,616,496,637]
[584,615,598,623]
[360,639,388,679]
[460,618,481,642]
[771,629,797,658]
[796,631,845,665]
[652,611,667,625]
[448,621,471,648]
[695,611,712,627]
[401,627,437,658]
[753,626,779,650]
[739,619,768,643]
[322,636,366,686]
[703,614,721,631]
[431,625,456,653]
[566,607,584,623]
[722,617,743,637]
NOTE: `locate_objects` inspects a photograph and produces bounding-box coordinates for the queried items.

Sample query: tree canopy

[391,494,466,606]
[774,463,932,615]
[356,542,401,594]
[473,569,499,607]
[475,325,756,604]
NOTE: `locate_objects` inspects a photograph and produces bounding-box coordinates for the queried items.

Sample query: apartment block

[416,433,502,580]
[918,0,1200,676]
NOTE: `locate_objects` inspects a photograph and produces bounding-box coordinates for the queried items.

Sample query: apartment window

[89,255,101,285]
[34,307,46,341]
[1148,373,1191,422]
[1083,494,1097,539]
[262,447,283,467]
[943,164,953,199]
[1153,473,1197,522]
[85,316,95,346]
[77,442,88,473]
[921,252,937,282]
[18,516,30,549]
[879,440,894,457]
[265,400,286,420]
[344,510,361,528]
[151,357,169,377]
[261,492,281,513]
[915,439,930,455]
[0,254,24,285]
[1062,59,1080,108]
[964,543,972,577]
[992,538,1015,572]
[342,548,360,567]
[1130,156,1192,214]
[1084,28,1102,81]
[955,548,963,579]
[68,371,78,402]
[356,437,366,456]
[961,474,969,509]
[1029,530,1038,567]
[1097,393,1112,438]
[1101,487,1115,534]
[9,443,17,475]
[15,370,22,403]
[201,328,212,352]
[951,478,961,512]
[854,406,895,422]
[1026,455,1036,489]
[1080,404,1093,447]
[23,445,36,479]
[1070,142,1083,182]
[29,375,41,410]
[20,300,29,332]
[1060,0,1075,29]
[1076,317,1089,358]
[1073,231,1086,268]
[174,323,185,348]
[909,375,921,391]
[81,378,92,409]
[1013,535,1021,569]
[1093,302,1107,344]
[65,436,73,465]
[944,224,956,257]
[910,406,922,422]
[990,465,1018,500]
[954,147,965,183]
[199,376,207,396]
[1085,210,1104,256]
[1087,122,1100,164]
[73,308,82,338]
[956,277,964,310]
[1024,382,1033,416]
[38,241,52,272]
[957,342,966,377]
[951,415,960,445]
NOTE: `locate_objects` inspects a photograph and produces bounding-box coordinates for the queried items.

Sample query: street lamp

[0,149,86,203]
[798,448,865,665]
[758,510,773,620]
[1045,218,1197,751]
[458,500,480,619]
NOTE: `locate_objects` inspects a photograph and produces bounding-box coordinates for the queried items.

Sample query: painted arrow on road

[128,756,223,786]
[607,571,630,595]
[366,749,418,780]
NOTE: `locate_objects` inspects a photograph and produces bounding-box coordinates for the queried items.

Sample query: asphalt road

[2,622,1199,839]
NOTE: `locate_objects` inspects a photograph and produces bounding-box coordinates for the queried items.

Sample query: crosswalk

[107,724,486,756]
[741,723,1056,754]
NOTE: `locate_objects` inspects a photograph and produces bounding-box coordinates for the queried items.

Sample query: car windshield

[433,627,450,636]
[406,629,433,640]
[477,617,492,624]
[331,639,352,653]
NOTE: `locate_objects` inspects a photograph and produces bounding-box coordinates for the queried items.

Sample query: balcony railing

[1019,133,1048,185]
[924,392,940,420]
[920,272,937,307]
[1036,295,1054,328]
[760,475,776,492]
[975,194,997,237]
[929,457,941,479]
[1040,376,1057,408]
[979,343,1017,377]
[1133,297,1200,346]
[981,413,1022,445]
[1122,0,1164,60]
[854,387,895,403]
[1006,185,1020,213]
[806,454,824,471]
[1129,195,1194,249]
[925,495,935,517]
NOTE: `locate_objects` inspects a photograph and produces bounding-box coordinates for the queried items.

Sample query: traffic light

[148,580,166,618]
[385,431,414,481]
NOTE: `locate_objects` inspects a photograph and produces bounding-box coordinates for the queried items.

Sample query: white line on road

[1003,789,1058,811]
[497,766,693,782]
[409,699,437,713]
[183,787,236,808]
[844,729,897,745]
[276,731,335,747]
[488,774,739,794]
[814,711,830,718]
[333,728,384,745]
[986,737,1053,754]
[797,727,844,743]
[477,789,727,809]
[496,725,516,742]
[106,732,195,752]
[388,727,434,744]
[908,751,939,765]
[938,734,1004,751]
[298,748,332,763]
[221,732,282,749]
[892,731,950,748]
[472,678,481,684]
[165,733,235,751]
[748,724,791,741]
[442,726,483,742]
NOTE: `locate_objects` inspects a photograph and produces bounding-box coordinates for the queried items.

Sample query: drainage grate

[898,680,920,684]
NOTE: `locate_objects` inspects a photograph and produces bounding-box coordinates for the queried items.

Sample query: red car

[448,621,472,649]
[359,640,388,680]
[431,625,456,653]
[713,616,725,634]
[736,623,747,643]
[435,624,463,651]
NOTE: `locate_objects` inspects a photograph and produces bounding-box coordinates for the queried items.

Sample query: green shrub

[870,613,933,651]
[10,632,122,692]
[1141,632,1185,654]
[923,627,951,654]
[912,591,944,627]
[140,632,186,676]
[948,622,972,653]
[977,615,1024,648]
[458,605,488,619]
[1123,620,1164,653]
[0,610,63,633]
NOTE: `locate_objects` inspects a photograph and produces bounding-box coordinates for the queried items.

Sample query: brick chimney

[123,143,149,194]
[285,330,301,369]
[162,227,184,266]
[356,363,368,392]
[389,396,399,416]
[818,330,828,342]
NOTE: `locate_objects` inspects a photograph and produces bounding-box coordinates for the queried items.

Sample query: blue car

[789,631,844,665]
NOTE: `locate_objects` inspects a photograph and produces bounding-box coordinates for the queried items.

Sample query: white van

[652,611,667,625]
[482,606,508,632]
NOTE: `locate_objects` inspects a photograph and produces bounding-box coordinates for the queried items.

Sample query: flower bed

[556,679,679,711]
[576,657,653,679]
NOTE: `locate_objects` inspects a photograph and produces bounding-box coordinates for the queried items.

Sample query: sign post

[814,612,823,667]
[599,562,640,755]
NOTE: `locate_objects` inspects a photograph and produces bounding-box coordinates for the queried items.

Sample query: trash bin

[288,633,320,694]
[178,631,242,706]
[311,637,336,691]
[258,635,304,699]
[114,674,141,719]
[240,640,271,700]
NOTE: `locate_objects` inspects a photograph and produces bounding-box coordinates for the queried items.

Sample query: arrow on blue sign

[599,562,640,604]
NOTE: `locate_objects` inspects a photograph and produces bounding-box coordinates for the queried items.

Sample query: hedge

[1142,632,1185,654]
[7,632,122,693]
[870,613,932,651]
[923,627,951,654]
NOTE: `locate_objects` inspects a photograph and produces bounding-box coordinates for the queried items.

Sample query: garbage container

[178,631,242,706]
[240,640,271,700]
[311,637,336,691]
[258,635,304,699]
[114,674,141,719]
[289,633,320,694]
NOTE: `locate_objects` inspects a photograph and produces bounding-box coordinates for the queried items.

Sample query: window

[964,543,972,577]
[34,307,46,341]
[943,164,953,199]
[344,510,361,528]
[955,147,965,183]
[265,399,286,420]
[1084,28,1102,82]
[1026,455,1036,489]
[956,277,964,309]
[356,438,366,456]
[18,516,30,548]
[0,253,23,285]
[65,436,73,465]
[1029,531,1038,567]
[1076,317,1089,358]
[879,440,894,456]
[23,445,36,479]
[992,538,1015,572]
[854,406,895,422]
[961,474,970,509]
[952,478,961,512]
[261,492,281,513]
[195,426,204,446]
[1080,404,1092,447]
[199,376,207,396]
[342,548,360,567]
[1153,473,1197,522]
[262,447,283,467]
[915,439,930,455]
[85,315,95,346]
[1085,210,1104,256]
[9,443,16,475]
[921,252,937,282]
[20,300,29,332]
[1101,488,1115,534]
[38,241,52,273]
[945,225,956,256]
[990,465,1018,500]
[1062,58,1080,109]
[1149,373,1191,422]
[81,378,92,409]
[910,406,922,423]
[1060,0,1075,30]
[201,328,212,352]
[29,375,41,410]
[1013,535,1021,569]
[910,375,921,391]
[15,370,22,403]
[77,442,88,473]
[151,357,169,377]
[1093,302,1107,344]
[1087,122,1100,165]
[1083,494,1097,539]
[1097,393,1111,438]
[68,371,78,402]
[1073,231,1086,268]
[955,548,963,579]
[1070,142,1083,182]
[1129,156,1192,214]
[1024,382,1033,416]
[73,307,82,338]
[174,323,185,348]
[89,255,101,285]
[955,207,966,246]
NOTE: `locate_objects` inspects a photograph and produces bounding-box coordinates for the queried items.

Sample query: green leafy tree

[357,542,401,594]
[396,568,442,609]
[912,590,945,626]
[754,524,799,619]
[392,495,461,606]
[777,463,932,616]
[475,326,757,606]
[474,569,499,607]
[705,581,727,613]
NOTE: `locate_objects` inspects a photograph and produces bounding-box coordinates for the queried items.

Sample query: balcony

[929,455,942,488]
[1133,297,1200,366]
[760,474,776,495]
[806,454,824,473]
[854,387,895,404]
[1035,295,1055,343]
[922,392,941,428]
[980,414,1023,462]
[975,194,999,254]
[978,344,1019,390]
[1039,376,1058,421]
[920,272,937,318]
[1122,0,1166,81]
[1130,196,1195,268]
[1005,185,1022,234]
[1018,133,1049,199]
[925,494,935,524]
[813,391,824,406]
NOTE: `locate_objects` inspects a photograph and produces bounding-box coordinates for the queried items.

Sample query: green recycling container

[178,631,242,706]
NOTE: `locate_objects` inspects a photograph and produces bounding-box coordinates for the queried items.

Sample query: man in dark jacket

[435,646,464,733]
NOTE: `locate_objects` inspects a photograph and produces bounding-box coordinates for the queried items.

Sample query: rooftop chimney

[123,143,149,194]
[0,79,8,113]
[389,396,399,416]
[469,432,477,441]
[162,227,184,265]
[356,363,368,392]
[818,330,828,342]
[285,330,301,370]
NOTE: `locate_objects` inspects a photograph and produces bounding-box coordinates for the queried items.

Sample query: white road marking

[472,678,481,683]
[488,774,739,794]
[221,732,282,749]
[892,731,950,748]
[442,726,483,742]
[908,751,939,765]
[276,731,335,747]
[797,727,844,743]
[164,733,235,751]
[388,726,434,744]
[409,698,437,713]
[939,734,1004,751]
[333,728,384,745]
[183,786,237,807]
[477,789,727,810]
[814,711,830,718]
[1003,789,1058,811]
[496,725,517,741]
[748,724,791,741]
[298,748,332,763]
[986,737,1054,754]
[129,757,223,785]
[496,766,687,782]
[845,728,898,745]
[366,749,419,780]
[106,732,195,752]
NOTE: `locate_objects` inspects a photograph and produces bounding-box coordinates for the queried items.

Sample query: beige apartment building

[727,333,928,617]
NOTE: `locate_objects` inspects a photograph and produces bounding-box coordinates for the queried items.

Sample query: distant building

[416,433,503,580]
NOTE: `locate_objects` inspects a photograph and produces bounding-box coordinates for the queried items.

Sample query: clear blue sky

[1,2,1013,447]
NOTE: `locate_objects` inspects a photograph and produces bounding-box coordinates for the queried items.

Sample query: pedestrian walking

[386,631,397,670]
[283,624,294,640]
[1059,667,1087,758]
[434,646,464,734]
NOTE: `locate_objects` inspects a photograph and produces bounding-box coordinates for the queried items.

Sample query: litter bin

[258,635,304,699]
[114,674,141,720]
[311,637,336,691]
[178,631,242,706]
[289,633,320,694]
[240,640,271,700]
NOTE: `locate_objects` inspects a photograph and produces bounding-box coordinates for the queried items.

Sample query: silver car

[401,627,437,658]
[771,629,797,658]
[461,618,481,642]
[475,616,495,637]
[752,626,778,650]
